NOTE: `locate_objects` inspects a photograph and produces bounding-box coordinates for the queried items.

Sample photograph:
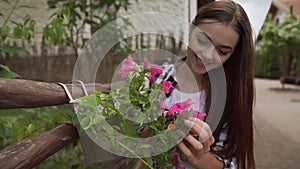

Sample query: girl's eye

[197,37,209,45]
[217,49,227,56]
[196,33,211,46]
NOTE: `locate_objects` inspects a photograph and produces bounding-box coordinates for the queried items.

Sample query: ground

[254,78,300,168]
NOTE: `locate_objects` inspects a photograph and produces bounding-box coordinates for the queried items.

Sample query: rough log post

[0,78,110,109]
[0,123,79,169]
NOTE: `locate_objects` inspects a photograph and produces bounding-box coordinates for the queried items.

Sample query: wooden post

[0,123,79,169]
[0,78,110,109]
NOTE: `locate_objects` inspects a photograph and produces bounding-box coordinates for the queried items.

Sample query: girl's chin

[192,55,208,74]
[194,67,207,75]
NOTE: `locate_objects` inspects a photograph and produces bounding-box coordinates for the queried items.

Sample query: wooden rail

[0,78,102,168]
[0,78,110,109]
[0,78,146,169]
[0,123,79,169]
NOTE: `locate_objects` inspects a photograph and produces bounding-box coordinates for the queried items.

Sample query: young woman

[157,1,255,169]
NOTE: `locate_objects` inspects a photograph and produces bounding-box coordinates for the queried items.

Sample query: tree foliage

[255,9,300,78]
[44,0,136,56]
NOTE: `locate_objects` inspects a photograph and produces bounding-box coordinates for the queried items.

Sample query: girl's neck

[175,63,204,93]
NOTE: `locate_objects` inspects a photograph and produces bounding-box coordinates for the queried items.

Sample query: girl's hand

[177,118,215,168]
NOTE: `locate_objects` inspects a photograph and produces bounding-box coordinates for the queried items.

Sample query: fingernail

[199,130,209,143]
[188,117,194,121]
[176,138,183,144]
[184,119,194,126]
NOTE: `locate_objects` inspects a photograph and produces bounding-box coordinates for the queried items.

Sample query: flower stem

[3,0,20,26]
[98,130,154,169]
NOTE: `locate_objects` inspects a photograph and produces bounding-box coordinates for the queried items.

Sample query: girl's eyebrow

[200,31,234,50]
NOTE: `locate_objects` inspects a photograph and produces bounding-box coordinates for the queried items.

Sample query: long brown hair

[194,1,255,169]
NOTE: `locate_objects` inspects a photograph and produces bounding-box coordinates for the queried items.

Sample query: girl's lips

[194,55,205,68]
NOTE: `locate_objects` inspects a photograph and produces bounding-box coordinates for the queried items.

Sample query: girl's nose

[201,46,217,64]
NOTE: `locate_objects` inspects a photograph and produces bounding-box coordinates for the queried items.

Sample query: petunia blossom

[148,64,163,83]
[175,164,186,169]
[148,73,155,84]
[158,100,169,115]
[143,58,151,70]
[171,153,186,169]
[168,99,194,116]
[171,153,179,159]
[151,64,163,75]
[117,56,135,78]
[160,80,174,94]
[191,110,206,120]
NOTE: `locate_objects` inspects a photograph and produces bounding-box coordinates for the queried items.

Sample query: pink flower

[148,73,155,84]
[117,56,135,78]
[144,58,151,70]
[160,80,174,94]
[158,100,168,115]
[151,64,163,75]
[175,164,186,169]
[191,110,206,120]
[148,64,163,83]
[171,153,179,159]
[168,99,194,116]
[171,153,186,169]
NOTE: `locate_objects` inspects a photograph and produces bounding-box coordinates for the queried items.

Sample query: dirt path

[254,78,300,168]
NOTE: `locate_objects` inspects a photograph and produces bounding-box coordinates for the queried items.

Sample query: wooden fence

[0,33,185,58]
[0,33,185,84]
[0,78,147,169]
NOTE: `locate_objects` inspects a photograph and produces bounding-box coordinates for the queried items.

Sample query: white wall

[118,0,197,47]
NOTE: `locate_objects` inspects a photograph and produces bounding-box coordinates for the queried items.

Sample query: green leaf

[47,0,58,9]
[29,20,36,31]
[10,20,19,25]
[0,25,10,40]
[0,46,30,55]
[0,64,20,78]
[48,28,57,43]
[22,27,30,40]
[84,19,98,25]
[81,116,92,130]
[26,124,35,133]
[92,115,104,124]
[17,5,37,9]
[112,125,120,131]
[122,18,134,28]
[13,26,22,38]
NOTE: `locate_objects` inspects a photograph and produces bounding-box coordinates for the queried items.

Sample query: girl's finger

[183,134,204,154]
[184,119,211,143]
[177,141,193,159]
[189,118,212,136]
[201,135,214,152]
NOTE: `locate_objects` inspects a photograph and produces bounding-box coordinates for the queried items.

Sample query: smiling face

[186,19,240,75]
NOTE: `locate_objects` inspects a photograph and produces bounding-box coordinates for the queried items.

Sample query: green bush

[255,48,281,79]
[290,50,300,77]
[255,10,300,79]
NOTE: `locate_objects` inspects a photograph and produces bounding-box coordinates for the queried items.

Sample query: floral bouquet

[77,56,206,169]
